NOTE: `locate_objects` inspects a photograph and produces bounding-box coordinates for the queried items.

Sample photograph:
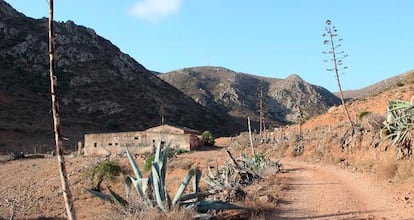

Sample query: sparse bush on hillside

[359,111,371,120]
[84,159,121,191]
[360,113,386,133]
[202,130,215,146]
[396,81,405,87]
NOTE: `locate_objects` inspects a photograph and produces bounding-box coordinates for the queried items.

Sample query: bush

[202,130,215,146]
[84,160,121,191]
[144,154,155,172]
[358,111,371,120]
[396,81,405,87]
[144,149,190,172]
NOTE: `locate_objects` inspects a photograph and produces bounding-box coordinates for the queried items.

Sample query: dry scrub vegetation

[257,84,414,183]
[1,80,413,220]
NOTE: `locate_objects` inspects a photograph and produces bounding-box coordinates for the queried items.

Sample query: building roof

[145,124,201,135]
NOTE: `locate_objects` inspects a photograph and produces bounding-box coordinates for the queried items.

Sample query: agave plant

[380,98,414,159]
[204,151,283,193]
[87,140,244,215]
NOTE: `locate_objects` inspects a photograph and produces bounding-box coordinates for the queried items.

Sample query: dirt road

[272,159,414,220]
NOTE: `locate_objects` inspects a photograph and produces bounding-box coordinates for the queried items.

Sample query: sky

[6,0,414,92]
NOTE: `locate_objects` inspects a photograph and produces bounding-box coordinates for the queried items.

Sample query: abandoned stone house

[83,124,204,156]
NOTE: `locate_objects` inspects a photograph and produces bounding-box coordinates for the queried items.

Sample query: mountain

[341,70,414,100]
[0,1,241,152]
[159,67,341,126]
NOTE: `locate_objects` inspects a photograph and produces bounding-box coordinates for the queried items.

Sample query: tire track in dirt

[272,159,414,220]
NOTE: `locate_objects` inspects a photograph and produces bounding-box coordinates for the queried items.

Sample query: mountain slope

[341,70,414,100]
[160,67,341,126]
[0,1,240,152]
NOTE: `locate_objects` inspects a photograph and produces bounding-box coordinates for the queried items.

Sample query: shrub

[144,149,189,172]
[143,154,155,172]
[202,130,215,146]
[361,113,385,132]
[84,159,121,191]
[396,81,405,87]
[358,111,371,120]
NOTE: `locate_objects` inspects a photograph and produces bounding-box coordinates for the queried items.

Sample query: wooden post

[77,141,83,156]
[247,117,255,155]
[48,1,76,219]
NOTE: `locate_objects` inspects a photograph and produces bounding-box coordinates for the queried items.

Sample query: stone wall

[84,130,202,156]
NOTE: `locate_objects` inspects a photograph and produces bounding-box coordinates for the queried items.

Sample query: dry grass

[96,193,196,220]
[102,207,196,220]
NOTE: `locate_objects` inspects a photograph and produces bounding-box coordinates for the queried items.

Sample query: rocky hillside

[342,70,414,100]
[160,67,341,126]
[0,1,241,152]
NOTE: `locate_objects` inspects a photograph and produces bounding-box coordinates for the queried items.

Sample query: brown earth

[267,84,414,219]
[274,159,414,219]
[1,84,414,219]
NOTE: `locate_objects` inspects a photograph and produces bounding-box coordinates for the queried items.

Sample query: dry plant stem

[258,86,265,136]
[326,24,355,134]
[247,117,255,155]
[226,150,241,169]
[48,1,76,219]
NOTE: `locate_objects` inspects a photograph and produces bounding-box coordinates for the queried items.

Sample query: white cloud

[129,0,183,23]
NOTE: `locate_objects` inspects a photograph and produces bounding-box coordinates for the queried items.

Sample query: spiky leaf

[126,147,142,179]
[160,144,170,186]
[151,162,166,211]
[193,200,246,213]
[125,176,152,207]
[172,169,195,205]
[108,187,128,207]
[193,169,202,193]
[85,188,112,202]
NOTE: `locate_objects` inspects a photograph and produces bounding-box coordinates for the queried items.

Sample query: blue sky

[6,0,414,92]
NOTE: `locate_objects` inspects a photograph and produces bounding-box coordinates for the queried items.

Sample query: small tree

[84,160,121,191]
[322,19,355,135]
[202,131,215,146]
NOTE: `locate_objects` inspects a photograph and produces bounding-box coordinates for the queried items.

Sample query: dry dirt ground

[273,159,414,219]
[1,84,414,219]
[1,148,413,219]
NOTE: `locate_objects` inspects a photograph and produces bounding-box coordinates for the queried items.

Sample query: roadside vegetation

[84,140,283,219]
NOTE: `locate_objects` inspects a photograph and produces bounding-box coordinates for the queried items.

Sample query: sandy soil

[1,148,414,219]
[1,84,413,219]
[273,159,414,220]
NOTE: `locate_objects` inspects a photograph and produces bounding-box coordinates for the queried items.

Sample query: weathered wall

[84,131,149,156]
[146,125,185,135]
[84,130,202,156]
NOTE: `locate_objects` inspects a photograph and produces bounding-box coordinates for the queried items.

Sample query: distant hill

[341,70,414,100]
[0,1,241,152]
[160,67,341,127]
